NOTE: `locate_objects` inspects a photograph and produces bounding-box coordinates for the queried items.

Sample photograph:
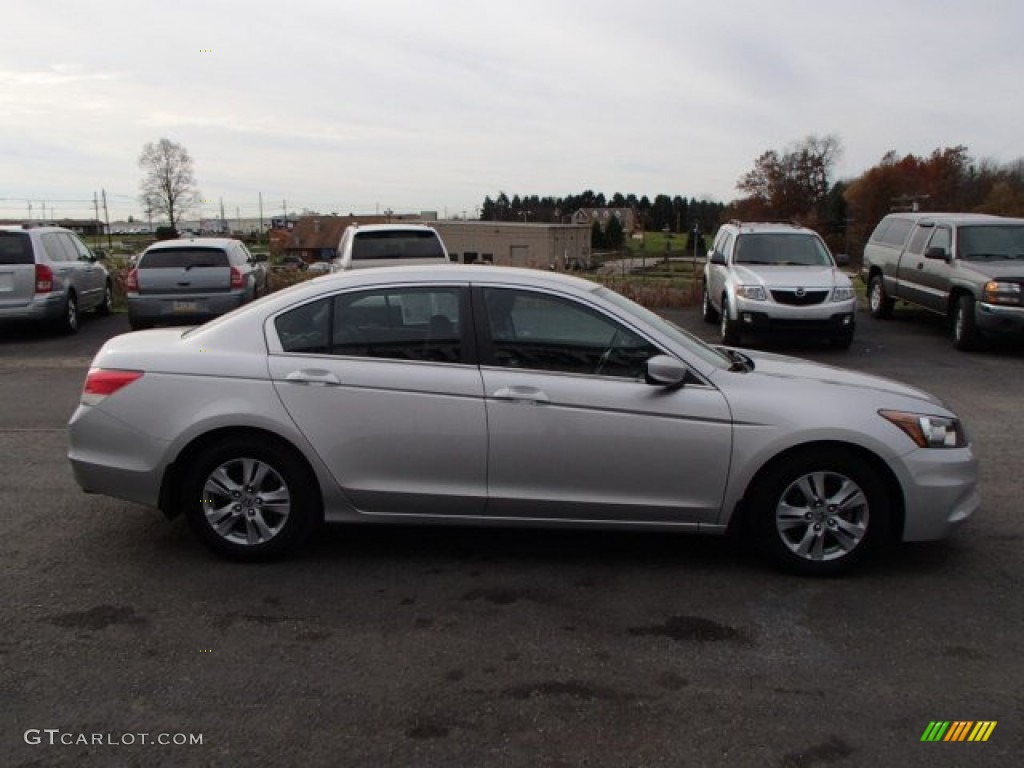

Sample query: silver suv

[0,224,112,334]
[127,238,268,330]
[702,221,857,348]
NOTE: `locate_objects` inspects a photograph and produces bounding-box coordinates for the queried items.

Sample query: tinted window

[734,233,832,266]
[0,232,33,265]
[351,231,445,261]
[63,233,93,261]
[958,225,1024,260]
[140,248,230,268]
[276,287,464,363]
[481,288,657,378]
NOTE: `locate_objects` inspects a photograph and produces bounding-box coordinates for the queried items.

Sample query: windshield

[957,225,1024,260]
[734,233,833,266]
[593,286,730,369]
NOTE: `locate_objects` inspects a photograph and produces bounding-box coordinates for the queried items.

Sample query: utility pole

[27,202,32,221]
[219,197,226,234]
[101,189,112,249]
[93,192,101,248]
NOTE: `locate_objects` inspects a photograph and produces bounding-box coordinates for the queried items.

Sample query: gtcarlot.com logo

[24,729,203,747]
[921,721,997,742]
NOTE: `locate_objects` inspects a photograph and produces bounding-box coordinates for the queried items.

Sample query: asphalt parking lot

[2,306,1022,768]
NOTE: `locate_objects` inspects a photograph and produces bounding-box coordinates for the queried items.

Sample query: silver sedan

[67,265,979,575]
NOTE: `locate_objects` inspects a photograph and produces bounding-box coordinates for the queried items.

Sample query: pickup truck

[861,212,1024,350]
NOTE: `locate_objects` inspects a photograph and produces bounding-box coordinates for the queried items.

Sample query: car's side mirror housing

[925,246,950,261]
[834,253,850,267]
[645,355,687,389]
[709,251,726,266]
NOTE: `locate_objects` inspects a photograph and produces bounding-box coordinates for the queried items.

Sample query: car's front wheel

[96,281,113,316]
[182,439,321,560]
[749,448,890,575]
[57,292,78,334]
[868,275,894,319]
[952,294,981,351]
[720,297,740,346]
[702,282,719,323]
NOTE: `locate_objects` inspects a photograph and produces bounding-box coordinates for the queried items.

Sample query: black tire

[952,294,980,351]
[830,327,855,350]
[57,292,78,335]
[182,438,322,560]
[720,297,741,346]
[702,282,719,323]
[868,275,894,319]
[96,281,113,316]
[748,448,890,576]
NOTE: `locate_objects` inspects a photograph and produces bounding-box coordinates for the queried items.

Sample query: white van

[331,224,451,271]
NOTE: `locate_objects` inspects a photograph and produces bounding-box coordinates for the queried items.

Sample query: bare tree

[138,138,198,233]
[736,134,842,221]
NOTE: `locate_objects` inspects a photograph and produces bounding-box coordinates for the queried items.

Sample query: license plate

[172,300,198,313]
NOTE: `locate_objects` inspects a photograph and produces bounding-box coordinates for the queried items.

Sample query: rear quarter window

[872,217,915,247]
[139,248,230,268]
[0,232,34,265]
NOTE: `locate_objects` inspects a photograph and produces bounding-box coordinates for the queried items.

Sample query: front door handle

[285,369,342,387]
[492,386,549,405]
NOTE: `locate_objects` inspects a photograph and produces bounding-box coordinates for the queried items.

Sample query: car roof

[348,223,438,233]
[144,237,239,250]
[884,212,1022,226]
[0,224,72,234]
[723,221,817,236]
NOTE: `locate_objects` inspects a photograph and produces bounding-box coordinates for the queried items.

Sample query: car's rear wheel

[868,275,894,319]
[749,448,890,575]
[720,297,740,346]
[182,439,321,560]
[952,294,980,351]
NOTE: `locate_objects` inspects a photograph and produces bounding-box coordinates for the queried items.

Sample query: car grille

[770,289,829,306]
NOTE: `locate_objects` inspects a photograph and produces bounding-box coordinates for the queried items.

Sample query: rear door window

[41,233,74,262]
[0,232,34,265]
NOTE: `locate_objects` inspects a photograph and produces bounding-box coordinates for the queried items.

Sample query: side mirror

[834,253,850,267]
[645,355,687,389]
[709,251,726,266]
[924,246,950,261]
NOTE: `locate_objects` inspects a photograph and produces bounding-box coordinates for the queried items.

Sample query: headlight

[831,286,855,302]
[879,410,967,449]
[735,285,767,301]
[982,281,1022,305]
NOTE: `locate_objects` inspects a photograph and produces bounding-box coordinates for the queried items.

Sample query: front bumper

[895,446,980,542]
[975,302,1024,337]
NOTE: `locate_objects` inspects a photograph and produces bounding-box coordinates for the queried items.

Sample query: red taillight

[126,268,138,292]
[35,263,53,293]
[82,368,144,405]
[230,266,244,289]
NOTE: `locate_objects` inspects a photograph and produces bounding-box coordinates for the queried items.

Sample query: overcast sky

[3,0,1022,223]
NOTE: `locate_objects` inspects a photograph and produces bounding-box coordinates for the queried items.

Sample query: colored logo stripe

[921,721,996,742]
[921,721,949,741]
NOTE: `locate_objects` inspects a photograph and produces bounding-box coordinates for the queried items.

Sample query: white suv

[0,224,112,334]
[702,221,857,348]
[330,224,450,271]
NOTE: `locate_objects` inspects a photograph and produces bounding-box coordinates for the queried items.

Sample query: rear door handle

[285,369,342,387]
[492,386,549,405]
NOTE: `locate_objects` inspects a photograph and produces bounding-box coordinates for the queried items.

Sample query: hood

[724,348,943,406]
[730,265,849,289]
[957,259,1024,281]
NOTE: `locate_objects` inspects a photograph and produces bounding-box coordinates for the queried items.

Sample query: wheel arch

[159,426,322,520]
[728,440,905,544]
